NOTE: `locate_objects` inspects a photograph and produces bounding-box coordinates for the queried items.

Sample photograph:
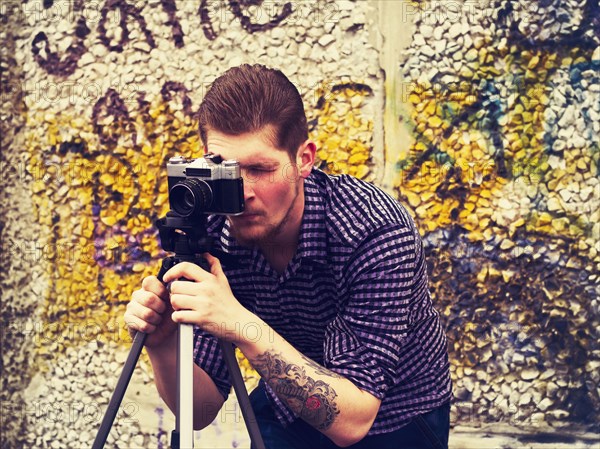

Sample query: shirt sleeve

[324,223,426,399]
[193,326,232,400]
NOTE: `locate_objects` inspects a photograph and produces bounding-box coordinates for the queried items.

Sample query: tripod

[92,213,265,449]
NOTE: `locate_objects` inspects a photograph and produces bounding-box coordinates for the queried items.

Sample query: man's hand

[162,253,254,343]
[126,258,229,430]
[124,275,177,348]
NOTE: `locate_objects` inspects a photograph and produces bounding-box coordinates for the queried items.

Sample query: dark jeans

[249,382,450,449]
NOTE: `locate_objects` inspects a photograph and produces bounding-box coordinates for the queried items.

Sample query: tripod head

[155,212,213,277]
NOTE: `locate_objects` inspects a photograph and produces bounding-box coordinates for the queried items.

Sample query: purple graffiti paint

[156,406,166,449]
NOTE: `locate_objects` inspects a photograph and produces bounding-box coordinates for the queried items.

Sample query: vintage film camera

[167,154,245,217]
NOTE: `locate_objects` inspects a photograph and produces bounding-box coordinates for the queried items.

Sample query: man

[125,64,452,448]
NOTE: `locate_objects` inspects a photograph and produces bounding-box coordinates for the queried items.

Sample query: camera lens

[170,179,213,217]
[184,190,195,208]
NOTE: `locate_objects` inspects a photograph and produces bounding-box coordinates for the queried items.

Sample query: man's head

[198,65,316,252]
[198,64,309,160]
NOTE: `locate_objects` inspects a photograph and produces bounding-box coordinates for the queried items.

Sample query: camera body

[167,154,244,217]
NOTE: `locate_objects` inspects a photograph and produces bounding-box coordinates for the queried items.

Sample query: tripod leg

[172,323,195,449]
[92,331,147,449]
[218,341,266,449]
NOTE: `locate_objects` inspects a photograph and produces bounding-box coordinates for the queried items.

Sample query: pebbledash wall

[0,0,598,448]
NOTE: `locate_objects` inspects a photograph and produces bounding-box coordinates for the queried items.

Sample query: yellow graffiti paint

[25,97,201,363]
[309,86,374,180]
[396,41,598,270]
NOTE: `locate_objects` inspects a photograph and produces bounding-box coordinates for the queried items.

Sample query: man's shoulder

[309,169,416,247]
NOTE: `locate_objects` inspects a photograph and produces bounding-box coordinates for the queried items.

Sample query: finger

[127,300,164,325]
[168,280,201,296]
[141,276,169,299]
[163,262,212,284]
[171,310,201,324]
[170,293,202,312]
[203,253,225,280]
[131,289,167,314]
[123,312,157,334]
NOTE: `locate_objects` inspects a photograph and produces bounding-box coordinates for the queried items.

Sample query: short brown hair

[198,64,308,159]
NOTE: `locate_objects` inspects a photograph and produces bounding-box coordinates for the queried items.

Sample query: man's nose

[243,179,255,201]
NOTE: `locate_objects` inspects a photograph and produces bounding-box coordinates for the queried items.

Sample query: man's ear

[296,140,316,179]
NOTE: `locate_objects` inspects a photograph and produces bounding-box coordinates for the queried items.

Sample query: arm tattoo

[252,351,341,430]
[300,354,344,379]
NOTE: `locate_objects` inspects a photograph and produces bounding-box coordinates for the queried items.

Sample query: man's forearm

[235,315,381,447]
[252,349,343,430]
[146,339,225,430]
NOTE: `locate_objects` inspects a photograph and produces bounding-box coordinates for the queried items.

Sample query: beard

[227,184,301,250]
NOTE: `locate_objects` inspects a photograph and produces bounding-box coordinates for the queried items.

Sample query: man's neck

[261,244,298,274]
[259,185,305,275]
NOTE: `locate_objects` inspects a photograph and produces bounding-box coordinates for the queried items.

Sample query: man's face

[205,127,308,249]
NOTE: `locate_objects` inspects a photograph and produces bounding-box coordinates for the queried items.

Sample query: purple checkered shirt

[194,168,452,434]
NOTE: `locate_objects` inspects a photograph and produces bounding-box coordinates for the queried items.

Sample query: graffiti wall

[393,0,599,433]
[0,0,598,448]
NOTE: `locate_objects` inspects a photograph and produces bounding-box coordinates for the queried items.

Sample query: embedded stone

[521,368,540,380]
[448,23,463,38]
[318,35,336,47]
[547,197,562,211]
